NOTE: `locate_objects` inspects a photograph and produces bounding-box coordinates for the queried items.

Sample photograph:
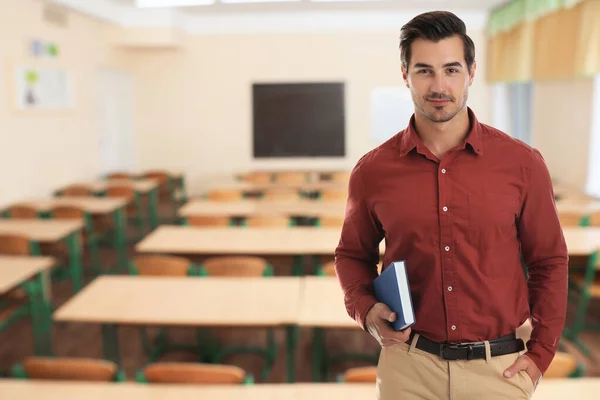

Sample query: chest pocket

[469,191,520,247]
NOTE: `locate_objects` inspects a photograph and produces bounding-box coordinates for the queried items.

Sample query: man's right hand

[366,302,412,347]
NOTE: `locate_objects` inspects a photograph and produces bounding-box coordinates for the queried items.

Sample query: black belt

[408,332,525,361]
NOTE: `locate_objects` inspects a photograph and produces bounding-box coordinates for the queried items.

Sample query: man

[334,10,568,400]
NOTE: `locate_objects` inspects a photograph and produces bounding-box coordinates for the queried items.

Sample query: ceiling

[113,0,509,14]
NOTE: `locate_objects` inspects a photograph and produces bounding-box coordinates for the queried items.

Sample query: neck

[414,107,470,159]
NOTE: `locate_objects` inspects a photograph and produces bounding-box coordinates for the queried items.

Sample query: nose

[431,74,447,94]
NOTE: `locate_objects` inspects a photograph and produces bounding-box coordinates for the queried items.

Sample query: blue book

[373,260,415,331]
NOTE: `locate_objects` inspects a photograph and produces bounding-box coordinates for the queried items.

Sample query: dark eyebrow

[444,62,463,68]
[414,63,433,69]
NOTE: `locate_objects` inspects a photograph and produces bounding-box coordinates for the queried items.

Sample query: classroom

[1,0,599,398]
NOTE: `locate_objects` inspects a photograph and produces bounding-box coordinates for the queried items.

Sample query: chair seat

[572,275,600,298]
[0,288,28,303]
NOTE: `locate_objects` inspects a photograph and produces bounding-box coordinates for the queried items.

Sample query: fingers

[380,327,412,347]
[503,355,529,378]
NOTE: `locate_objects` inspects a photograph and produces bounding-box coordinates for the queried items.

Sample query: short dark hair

[399,11,475,72]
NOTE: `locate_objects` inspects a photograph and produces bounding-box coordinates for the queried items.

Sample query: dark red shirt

[334,108,568,374]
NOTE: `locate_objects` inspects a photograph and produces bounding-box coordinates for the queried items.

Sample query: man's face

[402,35,476,123]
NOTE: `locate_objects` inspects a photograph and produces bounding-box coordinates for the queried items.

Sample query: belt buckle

[440,343,474,361]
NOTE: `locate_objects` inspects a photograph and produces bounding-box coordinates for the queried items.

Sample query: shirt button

[442,206,448,212]
[445,246,450,251]
[441,168,447,174]
[451,325,456,331]
[448,286,453,292]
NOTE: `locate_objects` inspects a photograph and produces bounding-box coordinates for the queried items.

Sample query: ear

[402,65,410,89]
[468,60,477,86]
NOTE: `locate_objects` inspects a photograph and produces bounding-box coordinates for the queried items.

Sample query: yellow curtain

[574,0,600,77]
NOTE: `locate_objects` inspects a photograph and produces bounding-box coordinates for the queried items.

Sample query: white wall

[531,78,594,189]
[124,28,490,194]
[0,0,123,207]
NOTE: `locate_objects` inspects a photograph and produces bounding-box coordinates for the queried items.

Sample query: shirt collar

[398,107,483,158]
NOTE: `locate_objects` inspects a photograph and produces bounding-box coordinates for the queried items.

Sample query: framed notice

[13,64,73,110]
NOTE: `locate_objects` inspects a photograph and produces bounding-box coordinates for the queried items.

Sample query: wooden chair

[242,172,272,184]
[559,212,586,227]
[589,210,600,226]
[129,254,195,276]
[107,172,133,180]
[320,188,348,201]
[186,216,233,227]
[106,185,144,236]
[0,234,37,317]
[144,171,175,208]
[317,261,336,277]
[60,185,95,197]
[207,190,243,202]
[341,366,377,383]
[11,357,125,381]
[245,216,293,228]
[542,352,580,378]
[4,204,38,219]
[136,362,250,384]
[47,205,101,276]
[199,256,272,277]
[0,234,35,255]
[275,172,306,184]
[262,189,301,201]
[128,255,197,362]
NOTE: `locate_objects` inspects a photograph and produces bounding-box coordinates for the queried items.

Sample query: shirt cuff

[355,295,379,331]
[525,339,557,375]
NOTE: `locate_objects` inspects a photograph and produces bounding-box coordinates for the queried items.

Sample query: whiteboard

[370,86,414,145]
[15,65,73,110]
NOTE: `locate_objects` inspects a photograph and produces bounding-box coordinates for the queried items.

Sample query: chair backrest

[207,190,243,202]
[343,366,377,383]
[144,171,169,184]
[107,172,132,180]
[318,215,345,228]
[7,204,38,219]
[201,256,269,277]
[242,172,272,184]
[20,357,118,381]
[0,234,32,255]
[544,352,578,378]
[589,211,600,226]
[275,172,306,184]
[320,261,336,277]
[106,186,135,200]
[245,216,292,228]
[187,216,232,227]
[320,189,348,201]
[51,206,85,220]
[558,212,585,227]
[61,185,95,197]
[132,255,192,276]
[142,362,246,384]
[262,189,300,201]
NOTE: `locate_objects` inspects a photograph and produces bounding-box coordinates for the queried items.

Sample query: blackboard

[252,82,345,158]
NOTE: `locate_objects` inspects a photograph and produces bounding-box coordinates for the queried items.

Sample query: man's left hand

[503,354,541,387]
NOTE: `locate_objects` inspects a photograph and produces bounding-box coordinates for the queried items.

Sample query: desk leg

[148,188,159,231]
[65,232,83,293]
[178,177,187,204]
[286,325,299,383]
[291,256,304,276]
[167,177,178,222]
[312,327,325,382]
[102,324,121,365]
[112,207,127,273]
[28,273,53,356]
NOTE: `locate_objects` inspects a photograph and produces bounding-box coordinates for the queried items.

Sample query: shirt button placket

[440,165,457,340]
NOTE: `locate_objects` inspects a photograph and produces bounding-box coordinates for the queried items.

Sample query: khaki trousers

[376,333,536,400]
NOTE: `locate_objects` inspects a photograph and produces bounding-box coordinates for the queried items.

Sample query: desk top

[0,219,82,242]
[1,380,597,400]
[562,227,600,256]
[0,256,55,294]
[557,201,600,215]
[178,199,345,218]
[82,179,159,194]
[21,197,128,214]
[297,277,357,328]
[54,276,303,326]
[204,181,347,193]
[135,226,349,255]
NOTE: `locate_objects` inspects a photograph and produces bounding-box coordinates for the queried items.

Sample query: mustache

[425,93,455,101]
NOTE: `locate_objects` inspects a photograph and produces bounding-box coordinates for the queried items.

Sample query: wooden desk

[54,276,303,382]
[562,227,600,256]
[178,199,345,218]
[19,198,128,270]
[298,277,355,329]
[204,181,347,194]
[0,220,84,292]
[0,380,296,400]
[0,256,55,355]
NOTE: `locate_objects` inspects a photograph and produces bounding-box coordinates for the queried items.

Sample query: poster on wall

[14,65,72,110]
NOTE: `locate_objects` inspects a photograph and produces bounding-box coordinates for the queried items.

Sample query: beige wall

[531,78,594,190]
[0,0,123,207]
[124,29,490,193]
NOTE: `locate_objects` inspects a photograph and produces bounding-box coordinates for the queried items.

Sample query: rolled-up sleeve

[334,161,384,330]
[517,149,569,374]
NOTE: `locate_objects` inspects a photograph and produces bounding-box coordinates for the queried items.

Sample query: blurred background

[0,0,599,398]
